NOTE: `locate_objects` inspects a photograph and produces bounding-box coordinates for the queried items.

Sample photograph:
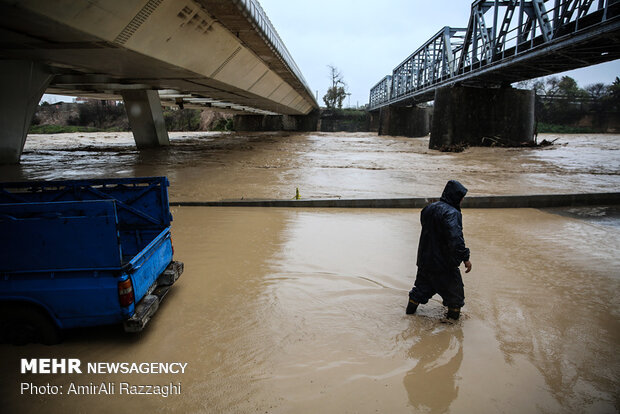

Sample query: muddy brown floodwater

[0,131,618,200]
[0,132,619,413]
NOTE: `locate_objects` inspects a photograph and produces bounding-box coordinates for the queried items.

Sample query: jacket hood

[440,180,468,209]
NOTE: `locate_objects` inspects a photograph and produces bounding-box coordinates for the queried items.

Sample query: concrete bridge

[369,0,620,148]
[0,0,318,163]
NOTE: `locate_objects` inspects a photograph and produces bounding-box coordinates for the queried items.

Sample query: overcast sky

[44,0,619,106]
[259,0,620,107]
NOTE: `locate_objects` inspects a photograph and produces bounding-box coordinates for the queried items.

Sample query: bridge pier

[121,90,170,149]
[0,61,53,164]
[233,111,319,132]
[376,106,432,137]
[430,85,535,149]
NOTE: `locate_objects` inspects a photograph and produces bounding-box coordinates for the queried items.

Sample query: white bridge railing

[233,0,313,100]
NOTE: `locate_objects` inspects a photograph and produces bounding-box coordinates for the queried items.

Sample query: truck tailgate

[124,228,173,303]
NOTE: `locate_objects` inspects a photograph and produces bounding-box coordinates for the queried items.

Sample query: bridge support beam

[430,85,535,149]
[0,61,53,164]
[376,106,432,137]
[121,90,170,149]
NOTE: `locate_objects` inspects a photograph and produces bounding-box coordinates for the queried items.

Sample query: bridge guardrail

[234,0,316,104]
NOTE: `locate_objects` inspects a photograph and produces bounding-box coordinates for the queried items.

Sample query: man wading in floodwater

[407,180,472,320]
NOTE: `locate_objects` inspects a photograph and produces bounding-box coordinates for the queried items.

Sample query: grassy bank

[537,122,598,134]
[320,108,369,132]
[29,125,126,134]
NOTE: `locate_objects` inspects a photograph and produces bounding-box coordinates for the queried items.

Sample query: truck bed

[0,177,180,335]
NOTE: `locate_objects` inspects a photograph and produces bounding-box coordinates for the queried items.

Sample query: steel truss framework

[369,0,620,110]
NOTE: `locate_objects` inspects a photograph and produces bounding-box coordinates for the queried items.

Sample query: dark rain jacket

[416,180,470,273]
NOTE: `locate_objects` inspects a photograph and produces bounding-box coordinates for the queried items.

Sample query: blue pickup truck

[0,177,183,344]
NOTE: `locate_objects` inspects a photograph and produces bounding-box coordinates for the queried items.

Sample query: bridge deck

[0,0,317,115]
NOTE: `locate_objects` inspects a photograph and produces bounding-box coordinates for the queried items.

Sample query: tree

[514,79,546,95]
[556,76,588,100]
[323,65,348,109]
[520,75,617,130]
[543,76,561,98]
[603,77,620,111]
[584,82,607,115]
[536,76,588,124]
[585,83,607,100]
[76,99,127,129]
[163,108,201,131]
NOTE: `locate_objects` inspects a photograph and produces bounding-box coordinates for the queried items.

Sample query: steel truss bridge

[369,0,620,110]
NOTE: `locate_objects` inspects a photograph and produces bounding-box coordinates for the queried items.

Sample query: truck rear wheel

[0,303,62,345]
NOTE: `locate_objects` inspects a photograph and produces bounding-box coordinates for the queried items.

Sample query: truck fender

[0,300,62,345]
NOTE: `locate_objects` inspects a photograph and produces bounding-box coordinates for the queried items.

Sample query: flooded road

[1,132,619,413]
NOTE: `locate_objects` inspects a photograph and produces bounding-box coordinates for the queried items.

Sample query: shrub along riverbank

[30,100,233,133]
[536,123,599,134]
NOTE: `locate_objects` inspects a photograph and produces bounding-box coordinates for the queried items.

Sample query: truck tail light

[118,278,134,307]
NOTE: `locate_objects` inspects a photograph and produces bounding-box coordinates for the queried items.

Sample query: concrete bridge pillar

[369,110,380,132]
[430,85,535,149]
[294,110,320,131]
[233,111,319,132]
[121,90,170,149]
[233,114,282,131]
[0,61,53,164]
[377,106,431,137]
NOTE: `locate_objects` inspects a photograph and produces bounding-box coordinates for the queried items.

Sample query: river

[0,132,619,413]
[1,131,619,200]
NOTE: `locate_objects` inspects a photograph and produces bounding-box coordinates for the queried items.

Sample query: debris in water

[439,143,468,153]
[480,135,560,148]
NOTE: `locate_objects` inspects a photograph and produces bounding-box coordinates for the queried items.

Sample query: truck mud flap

[123,261,184,333]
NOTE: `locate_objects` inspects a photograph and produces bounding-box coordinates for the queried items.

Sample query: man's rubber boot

[446,307,460,320]
[406,299,419,315]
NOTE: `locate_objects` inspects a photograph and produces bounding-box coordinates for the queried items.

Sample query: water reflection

[404,326,463,413]
[465,208,620,412]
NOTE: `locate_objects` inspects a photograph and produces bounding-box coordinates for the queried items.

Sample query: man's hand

[464,260,472,273]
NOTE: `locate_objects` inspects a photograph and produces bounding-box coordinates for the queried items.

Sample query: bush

[28,125,100,134]
[212,118,234,131]
[77,100,127,129]
[163,108,201,131]
[536,123,597,134]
